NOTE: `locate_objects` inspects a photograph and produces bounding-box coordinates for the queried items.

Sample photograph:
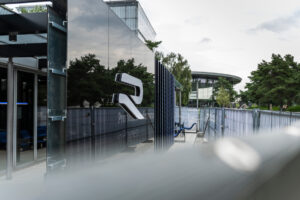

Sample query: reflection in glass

[0,67,7,171]
[16,71,34,165]
[68,0,154,73]
[65,0,155,168]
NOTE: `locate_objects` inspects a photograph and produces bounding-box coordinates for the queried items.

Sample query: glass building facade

[189,71,242,107]
[0,0,157,176]
[106,0,156,42]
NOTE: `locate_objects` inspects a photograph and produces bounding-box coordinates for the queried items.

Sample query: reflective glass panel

[16,71,34,165]
[0,67,7,171]
[37,75,47,160]
[126,6,136,18]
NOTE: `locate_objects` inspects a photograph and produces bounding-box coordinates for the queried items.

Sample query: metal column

[6,58,14,179]
[196,80,199,132]
[196,80,199,109]
[34,74,38,160]
[179,91,182,125]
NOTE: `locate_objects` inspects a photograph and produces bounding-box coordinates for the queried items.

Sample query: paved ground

[0,133,206,183]
[0,150,6,171]
[0,139,155,182]
[171,131,207,150]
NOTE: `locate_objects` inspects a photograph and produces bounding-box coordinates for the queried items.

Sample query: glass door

[37,75,47,160]
[0,67,7,171]
[16,71,34,165]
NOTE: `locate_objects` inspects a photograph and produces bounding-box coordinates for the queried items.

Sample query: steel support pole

[146,108,149,140]
[12,70,17,167]
[221,108,225,137]
[125,112,128,147]
[90,107,95,160]
[179,91,182,125]
[6,58,14,179]
[196,80,199,109]
[34,74,38,160]
[196,80,199,132]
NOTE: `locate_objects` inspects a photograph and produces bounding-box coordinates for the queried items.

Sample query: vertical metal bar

[257,110,261,131]
[160,65,165,150]
[171,77,175,145]
[159,62,162,150]
[163,67,166,148]
[214,108,217,132]
[196,81,199,131]
[196,80,199,109]
[6,58,14,179]
[125,112,128,147]
[34,74,38,160]
[252,109,256,132]
[208,108,211,136]
[90,107,95,160]
[12,69,17,167]
[179,91,182,125]
[166,68,168,146]
[154,60,159,151]
[221,108,225,137]
[146,108,149,141]
[271,111,273,131]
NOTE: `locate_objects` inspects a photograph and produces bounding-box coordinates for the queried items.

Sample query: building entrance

[0,65,48,173]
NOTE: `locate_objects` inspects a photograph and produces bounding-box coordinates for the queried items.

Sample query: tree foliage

[238,90,250,105]
[213,77,237,102]
[216,87,230,107]
[68,54,154,107]
[19,5,47,13]
[244,54,300,107]
[145,40,162,52]
[157,52,192,106]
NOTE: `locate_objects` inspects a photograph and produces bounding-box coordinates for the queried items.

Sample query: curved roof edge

[192,71,242,84]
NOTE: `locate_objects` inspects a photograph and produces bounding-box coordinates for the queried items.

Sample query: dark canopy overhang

[0,12,48,35]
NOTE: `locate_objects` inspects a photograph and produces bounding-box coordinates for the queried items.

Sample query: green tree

[67,54,155,107]
[145,40,162,52]
[157,52,192,105]
[68,54,111,107]
[245,54,300,107]
[213,77,237,102]
[238,90,250,105]
[216,87,230,107]
[19,5,47,13]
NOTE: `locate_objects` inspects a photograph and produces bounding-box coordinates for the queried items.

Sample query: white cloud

[199,37,212,44]
[250,10,300,33]
[139,0,300,91]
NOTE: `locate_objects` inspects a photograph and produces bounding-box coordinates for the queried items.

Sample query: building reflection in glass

[66,0,155,167]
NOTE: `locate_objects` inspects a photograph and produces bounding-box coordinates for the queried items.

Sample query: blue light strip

[0,102,29,105]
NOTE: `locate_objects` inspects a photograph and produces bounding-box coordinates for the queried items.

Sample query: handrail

[4,123,300,199]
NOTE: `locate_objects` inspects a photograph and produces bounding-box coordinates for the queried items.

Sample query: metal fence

[67,107,154,142]
[65,107,154,165]
[175,107,199,128]
[200,108,300,139]
[177,107,300,139]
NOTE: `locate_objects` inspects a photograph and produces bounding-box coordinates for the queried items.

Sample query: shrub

[287,105,300,112]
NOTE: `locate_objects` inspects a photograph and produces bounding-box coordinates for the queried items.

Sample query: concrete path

[170,132,207,151]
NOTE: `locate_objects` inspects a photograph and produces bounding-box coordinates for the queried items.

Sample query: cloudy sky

[139,0,300,90]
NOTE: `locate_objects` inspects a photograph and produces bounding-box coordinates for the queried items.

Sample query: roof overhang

[192,71,242,84]
[0,0,66,17]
